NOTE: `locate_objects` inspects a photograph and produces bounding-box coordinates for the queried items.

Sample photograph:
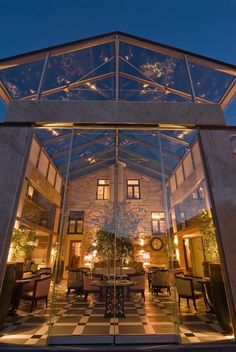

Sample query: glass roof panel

[119,77,191,102]
[0,97,7,122]
[41,42,115,93]
[223,94,236,125]
[35,128,197,181]
[188,60,235,103]
[42,76,115,101]
[0,59,45,98]
[120,42,191,95]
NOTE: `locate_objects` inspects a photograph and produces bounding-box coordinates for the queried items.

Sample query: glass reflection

[120,42,191,94]
[188,60,234,103]
[42,42,115,92]
[41,76,115,101]
[0,59,45,99]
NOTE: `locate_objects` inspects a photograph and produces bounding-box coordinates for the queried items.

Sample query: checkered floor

[0,281,233,346]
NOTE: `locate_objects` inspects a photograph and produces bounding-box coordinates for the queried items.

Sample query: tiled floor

[0,281,233,346]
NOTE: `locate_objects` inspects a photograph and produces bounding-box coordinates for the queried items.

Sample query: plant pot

[209,263,232,334]
[0,263,16,328]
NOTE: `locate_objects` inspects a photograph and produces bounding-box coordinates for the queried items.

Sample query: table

[92,279,134,318]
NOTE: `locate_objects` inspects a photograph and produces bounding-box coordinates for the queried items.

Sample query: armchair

[127,273,145,301]
[21,276,51,312]
[83,273,102,301]
[67,268,84,297]
[152,269,171,295]
[174,274,204,311]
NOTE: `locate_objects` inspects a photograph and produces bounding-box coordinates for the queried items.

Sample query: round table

[92,279,134,318]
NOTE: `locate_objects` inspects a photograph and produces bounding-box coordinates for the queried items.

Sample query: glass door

[113,128,179,344]
[44,125,234,345]
[3,124,233,346]
[45,126,179,344]
[47,126,116,344]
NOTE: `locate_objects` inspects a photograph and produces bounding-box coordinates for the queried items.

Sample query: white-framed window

[151,212,166,234]
[97,179,110,200]
[68,211,84,234]
[127,179,140,199]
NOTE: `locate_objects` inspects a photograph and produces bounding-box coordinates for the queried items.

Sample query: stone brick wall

[63,167,169,269]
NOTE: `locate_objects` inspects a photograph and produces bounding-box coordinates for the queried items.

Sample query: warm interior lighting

[177,130,190,139]
[140,238,145,246]
[86,157,96,164]
[142,252,150,261]
[86,82,97,91]
[174,234,178,246]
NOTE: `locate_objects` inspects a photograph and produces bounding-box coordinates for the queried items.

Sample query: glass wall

[0,125,234,346]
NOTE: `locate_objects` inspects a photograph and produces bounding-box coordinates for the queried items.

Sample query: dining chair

[152,269,171,295]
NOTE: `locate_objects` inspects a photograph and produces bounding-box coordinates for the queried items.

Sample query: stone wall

[63,167,169,270]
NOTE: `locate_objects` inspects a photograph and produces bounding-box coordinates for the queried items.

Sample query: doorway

[68,241,81,269]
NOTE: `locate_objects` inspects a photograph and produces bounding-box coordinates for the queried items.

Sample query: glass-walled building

[0,32,236,349]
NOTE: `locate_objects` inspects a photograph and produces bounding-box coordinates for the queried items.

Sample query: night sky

[0,0,235,122]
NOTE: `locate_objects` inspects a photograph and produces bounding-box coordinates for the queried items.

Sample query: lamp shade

[84,253,93,262]
[142,251,150,261]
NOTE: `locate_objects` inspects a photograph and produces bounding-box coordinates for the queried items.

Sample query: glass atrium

[0,32,235,348]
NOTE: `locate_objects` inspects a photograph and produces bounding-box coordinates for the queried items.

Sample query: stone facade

[62,166,169,272]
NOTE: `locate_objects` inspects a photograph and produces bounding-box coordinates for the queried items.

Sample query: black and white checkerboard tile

[0,281,233,346]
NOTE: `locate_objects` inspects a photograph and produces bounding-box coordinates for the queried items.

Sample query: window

[47,163,56,186]
[97,179,110,200]
[183,153,194,178]
[68,211,84,234]
[176,165,184,187]
[37,151,49,178]
[35,236,49,249]
[127,179,140,199]
[170,175,177,194]
[27,185,34,199]
[152,212,166,234]
[192,186,205,199]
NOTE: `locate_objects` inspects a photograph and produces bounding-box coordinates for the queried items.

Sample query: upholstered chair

[21,276,51,312]
[128,273,146,301]
[151,269,171,295]
[67,268,84,297]
[174,274,204,311]
[83,273,102,301]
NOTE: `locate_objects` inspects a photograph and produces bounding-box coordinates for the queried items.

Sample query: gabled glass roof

[35,128,196,182]
[0,32,235,106]
[1,32,236,181]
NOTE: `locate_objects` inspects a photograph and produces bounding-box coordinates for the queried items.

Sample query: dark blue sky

[0,0,236,122]
[1,0,236,64]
